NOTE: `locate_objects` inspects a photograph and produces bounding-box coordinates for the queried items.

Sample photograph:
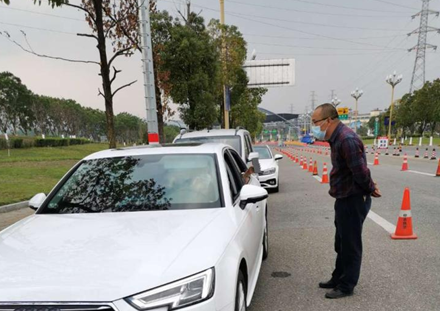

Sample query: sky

[1,0,439,121]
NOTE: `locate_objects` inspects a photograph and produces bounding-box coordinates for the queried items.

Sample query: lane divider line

[407,170,436,177]
[367,210,396,234]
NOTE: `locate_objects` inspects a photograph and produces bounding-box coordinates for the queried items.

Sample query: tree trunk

[93,0,117,148]
[154,68,164,143]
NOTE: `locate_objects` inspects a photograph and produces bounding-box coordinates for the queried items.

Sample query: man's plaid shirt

[328,122,375,199]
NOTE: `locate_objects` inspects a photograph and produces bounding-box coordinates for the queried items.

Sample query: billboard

[243,58,295,88]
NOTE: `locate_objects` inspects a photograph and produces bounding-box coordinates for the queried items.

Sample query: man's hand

[371,182,381,198]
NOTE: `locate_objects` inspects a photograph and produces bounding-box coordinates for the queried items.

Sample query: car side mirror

[248,152,261,174]
[29,193,46,211]
[239,185,268,209]
[274,154,283,161]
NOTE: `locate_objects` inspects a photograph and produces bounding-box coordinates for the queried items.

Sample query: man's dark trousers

[331,194,371,293]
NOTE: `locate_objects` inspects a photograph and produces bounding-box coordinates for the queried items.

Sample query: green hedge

[0,137,91,149]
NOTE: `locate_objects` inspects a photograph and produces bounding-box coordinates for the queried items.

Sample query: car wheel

[262,207,269,260]
[235,270,247,311]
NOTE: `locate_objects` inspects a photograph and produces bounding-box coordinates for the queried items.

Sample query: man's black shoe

[318,280,337,289]
[325,288,353,299]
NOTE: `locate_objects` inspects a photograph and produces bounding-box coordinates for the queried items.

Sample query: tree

[0,72,33,135]
[1,0,141,148]
[150,7,175,143]
[162,13,220,130]
[208,20,267,137]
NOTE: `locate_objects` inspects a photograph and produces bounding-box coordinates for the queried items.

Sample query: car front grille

[0,305,115,311]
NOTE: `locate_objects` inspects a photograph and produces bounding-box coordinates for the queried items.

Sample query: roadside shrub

[35,138,70,147]
[11,139,23,148]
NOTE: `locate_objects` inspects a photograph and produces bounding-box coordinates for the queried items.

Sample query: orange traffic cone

[303,157,308,170]
[299,156,303,166]
[308,158,313,173]
[321,163,329,184]
[292,153,296,162]
[436,159,440,177]
[401,154,409,171]
[313,161,318,175]
[391,188,417,239]
[295,153,299,163]
[373,153,379,166]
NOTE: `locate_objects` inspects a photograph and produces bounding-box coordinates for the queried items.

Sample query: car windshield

[40,154,222,214]
[254,146,272,159]
[175,136,241,155]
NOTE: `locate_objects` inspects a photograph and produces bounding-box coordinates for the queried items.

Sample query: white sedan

[0,143,268,311]
[253,145,283,192]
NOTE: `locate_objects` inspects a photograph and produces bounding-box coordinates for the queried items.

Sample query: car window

[175,136,242,155]
[224,151,244,201]
[245,134,253,153]
[229,148,248,173]
[243,134,251,160]
[40,154,222,214]
[253,146,272,159]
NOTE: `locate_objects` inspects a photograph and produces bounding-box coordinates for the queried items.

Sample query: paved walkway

[0,208,34,232]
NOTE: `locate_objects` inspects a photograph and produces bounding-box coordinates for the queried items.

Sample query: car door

[224,149,264,281]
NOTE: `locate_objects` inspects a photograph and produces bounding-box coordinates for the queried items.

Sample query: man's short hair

[315,103,339,120]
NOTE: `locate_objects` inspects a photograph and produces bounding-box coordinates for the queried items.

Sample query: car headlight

[259,167,276,175]
[125,268,215,310]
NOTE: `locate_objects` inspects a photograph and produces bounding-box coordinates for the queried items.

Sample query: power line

[0,6,84,21]
[256,51,402,56]
[227,12,412,50]
[243,33,409,41]
[222,9,408,32]
[248,41,407,51]
[369,0,419,10]
[0,21,78,35]
[227,0,411,15]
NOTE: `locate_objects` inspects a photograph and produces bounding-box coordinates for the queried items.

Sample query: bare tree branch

[77,33,98,40]
[110,66,121,85]
[108,47,134,67]
[1,32,100,65]
[104,9,142,53]
[112,80,137,98]
[64,3,97,24]
[98,88,105,98]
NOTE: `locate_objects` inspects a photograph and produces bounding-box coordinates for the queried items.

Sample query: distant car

[173,128,261,172]
[0,143,268,311]
[253,145,283,192]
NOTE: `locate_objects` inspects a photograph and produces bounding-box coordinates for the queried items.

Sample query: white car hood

[0,209,230,302]
[259,158,276,171]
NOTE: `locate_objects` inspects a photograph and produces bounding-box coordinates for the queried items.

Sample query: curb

[0,201,29,213]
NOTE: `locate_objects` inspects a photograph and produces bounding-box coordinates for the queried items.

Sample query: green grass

[0,144,109,205]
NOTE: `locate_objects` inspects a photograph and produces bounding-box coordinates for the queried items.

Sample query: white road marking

[407,170,436,177]
[367,162,373,165]
[367,210,396,235]
[313,175,322,182]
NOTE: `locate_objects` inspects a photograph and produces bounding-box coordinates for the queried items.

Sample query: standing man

[311,103,381,299]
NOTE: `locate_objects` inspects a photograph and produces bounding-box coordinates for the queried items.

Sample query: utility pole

[310,91,316,110]
[138,0,158,143]
[408,0,439,93]
[219,0,229,129]
[290,104,294,114]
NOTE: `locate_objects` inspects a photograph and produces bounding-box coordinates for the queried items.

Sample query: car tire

[235,270,247,311]
[262,206,269,260]
[273,184,279,193]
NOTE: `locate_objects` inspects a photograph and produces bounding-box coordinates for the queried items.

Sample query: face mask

[312,122,329,141]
